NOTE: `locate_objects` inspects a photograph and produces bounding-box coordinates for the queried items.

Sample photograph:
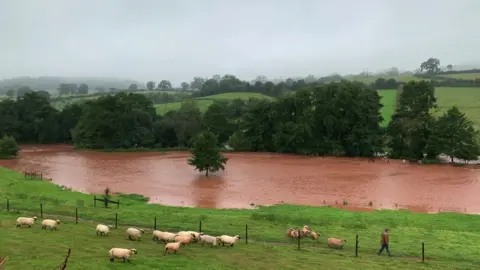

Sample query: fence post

[6,199,9,212]
[355,234,359,257]
[104,197,108,208]
[93,195,96,207]
[75,208,78,224]
[199,220,202,233]
[115,213,118,229]
[245,224,248,244]
[297,230,301,250]
[154,216,157,230]
[422,241,425,262]
[117,200,120,208]
[40,203,43,218]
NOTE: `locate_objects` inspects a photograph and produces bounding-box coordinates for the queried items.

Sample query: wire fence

[0,197,441,263]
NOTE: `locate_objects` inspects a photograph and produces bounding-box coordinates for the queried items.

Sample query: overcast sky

[0,0,479,85]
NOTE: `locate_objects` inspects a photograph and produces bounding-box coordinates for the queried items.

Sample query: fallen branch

[0,256,8,268]
[52,248,71,270]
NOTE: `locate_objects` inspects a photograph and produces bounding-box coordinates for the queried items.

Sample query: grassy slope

[0,167,480,269]
[154,92,272,115]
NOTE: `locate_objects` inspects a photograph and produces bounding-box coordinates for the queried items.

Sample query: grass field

[154,92,272,115]
[1,167,480,269]
[440,73,480,80]
[343,74,420,84]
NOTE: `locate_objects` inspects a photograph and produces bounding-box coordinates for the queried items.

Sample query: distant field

[378,90,396,125]
[154,92,272,115]
[343,74,419,84]
[440,73,480,80]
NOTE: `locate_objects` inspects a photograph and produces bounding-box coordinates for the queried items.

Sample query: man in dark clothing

[378,228,391,256]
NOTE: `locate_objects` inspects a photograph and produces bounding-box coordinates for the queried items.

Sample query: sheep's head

[190,233,196,238]
[130,249,138,255]
[342,239,346,243]
[216,237,222,242]
[32,216,38,220]
[56,220,61,224]
[234,235,241,240]
[139,229,145,234]
[311,232,320,240]
[199,232,204,236]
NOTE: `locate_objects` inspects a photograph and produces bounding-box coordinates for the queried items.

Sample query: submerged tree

[188,131,228,176]
[0,135,20,159]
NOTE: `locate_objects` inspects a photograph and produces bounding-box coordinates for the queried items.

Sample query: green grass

[1,167,480,269]
[378,90,396,125]
[343,75,420,84]
[434,87,480,129]
[440,73,480,80]
[154,92,272,115]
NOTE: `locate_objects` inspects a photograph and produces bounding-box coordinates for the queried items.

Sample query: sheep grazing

[173,234,195,246]
[199,234,222,247]
[177,231,203,242]
[16,216,37,228]
[310,231,320,240]
[164,242,182,256]
[126,228,145,241]
[152,230,176,244]
[41,219,61,230]
[108,248,137,263]
[327,238,346,249]
[219,235,241,247]
[96,224,113,236]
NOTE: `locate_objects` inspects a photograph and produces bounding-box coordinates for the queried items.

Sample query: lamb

[177,231,203,242]
[16,216,37,228]
[126,228,145,241]
[219,235,241,247]
[41,219,60,230]
[152,230,176,243]
[164,242,182,256]
[108,248,137,263]
[199,234,221,247]
[173,234,195,246]
[310,231,320,240]
[327,238,346,249]
[286,228,305,239]
[96,224,113,236]
[302,225,311,235]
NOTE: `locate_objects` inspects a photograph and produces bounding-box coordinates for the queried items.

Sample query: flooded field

[1,144,479,213]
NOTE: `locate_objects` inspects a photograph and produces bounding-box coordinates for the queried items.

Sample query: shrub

[0,135,20,159]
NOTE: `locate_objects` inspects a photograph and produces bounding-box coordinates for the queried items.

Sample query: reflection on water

[1,144,479,213]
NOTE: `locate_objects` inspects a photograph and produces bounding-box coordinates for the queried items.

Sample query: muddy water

[1,145,479,213]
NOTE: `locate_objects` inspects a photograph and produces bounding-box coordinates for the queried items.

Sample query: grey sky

[1,0,479,85]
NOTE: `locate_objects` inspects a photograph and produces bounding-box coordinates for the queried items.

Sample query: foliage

[0,135,19,159]
[420,57,441,74]
[427,106,480,162]
[188,131,228,176]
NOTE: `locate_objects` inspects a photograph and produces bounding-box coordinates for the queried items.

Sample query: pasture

[0,167,479,269]
[440,73,480,80]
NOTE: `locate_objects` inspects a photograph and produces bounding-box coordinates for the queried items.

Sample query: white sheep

[219,235,241,247]
[41,219,60,230]
[174,234,195,246]
[16,216,37,228]
[164,242,182,256]
[327,237,346,249]
[177,231,202,242]
[152,230,176,243]
[126,228,145,241]
[96,224,113,236]
[108,248,137,263]
[199,234,221,247]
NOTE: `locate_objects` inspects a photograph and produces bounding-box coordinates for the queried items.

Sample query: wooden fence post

[6,199,9,212]
[40,203,43,218]
[115,213,118,229]
[75,208,78,224]
[297,230,301,250]
[199,220,202,233]
[93,195,96,207]
[154,216,157,230]
[355,234,359,257]
[422,241,425,262]
[245,224,248,244]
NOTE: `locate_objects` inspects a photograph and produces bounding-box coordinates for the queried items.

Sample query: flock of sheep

[286,225,347,249]
[15,215,242,263]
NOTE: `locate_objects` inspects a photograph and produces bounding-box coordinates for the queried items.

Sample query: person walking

[378,228,391,256]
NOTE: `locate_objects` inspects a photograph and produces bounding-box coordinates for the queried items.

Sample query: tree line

[0,80,478,162]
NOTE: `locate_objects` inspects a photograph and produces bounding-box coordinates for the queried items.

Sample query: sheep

[219,235,241,247]
[152,230,176,243]
[96,224,113,236]
[286,228,306,239]
[173,234,195,246]
[164,242,182,256]
[41,219,60,230]
[327,238,346,249]
[199,234,222,247]
[177,231,203,242]
[302,225,311,235]
[126,228,145,241]
[16,216,37,228]
[310,231,320,240]
[108,248,137,263]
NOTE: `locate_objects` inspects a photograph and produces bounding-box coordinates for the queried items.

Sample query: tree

[78,84,89,95]
[203,101,236,144]
[37,90,51,101]
[188,131,228,176]
[190,77,205,90]
[420,58,441,74]
[158,80,172,90]
[17,86,33,97]
[146,81,156,91]
[387,67,399,76]
[447,64,453,71]
[6,89,15,98]
[180,82,189,91]
[0,135,20,159]
[427,106,480,162]
[128,84,138,91]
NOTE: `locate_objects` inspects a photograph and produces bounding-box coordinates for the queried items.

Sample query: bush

[0,135,20,159]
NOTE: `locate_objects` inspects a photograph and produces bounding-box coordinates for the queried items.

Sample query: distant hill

[0,76,142,94]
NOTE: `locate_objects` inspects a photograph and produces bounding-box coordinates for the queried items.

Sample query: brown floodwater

[1,144,479,213]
